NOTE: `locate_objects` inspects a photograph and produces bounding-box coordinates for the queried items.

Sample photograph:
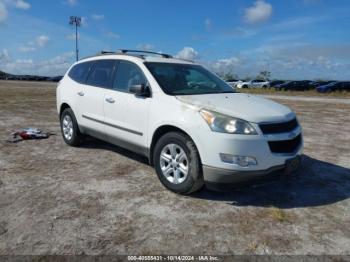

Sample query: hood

[176,93,294,123]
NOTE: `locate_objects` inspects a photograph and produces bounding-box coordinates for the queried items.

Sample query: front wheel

[153,132,204,194]
[60,108,84,147]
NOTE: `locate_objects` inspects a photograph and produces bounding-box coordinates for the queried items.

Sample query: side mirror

[129,84,151,97]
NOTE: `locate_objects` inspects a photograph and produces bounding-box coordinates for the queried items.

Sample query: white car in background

[225,79,241,89]
[236,79,270,89]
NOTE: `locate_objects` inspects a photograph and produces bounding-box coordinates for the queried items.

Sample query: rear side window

[68,62,92,83]
[86,60,116,88]
[113,61,146,92]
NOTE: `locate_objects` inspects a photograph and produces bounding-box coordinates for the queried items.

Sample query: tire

[60,108,84,147]
[153,132,204,194]
[242,85,248,89]
[262,85,267,88]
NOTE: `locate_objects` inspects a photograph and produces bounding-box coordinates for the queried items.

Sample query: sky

[0,0,349,80]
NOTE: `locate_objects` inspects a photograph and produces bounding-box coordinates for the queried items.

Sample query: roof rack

[100,51,115,55]
[82,50,174,61]
[118,49,173,58]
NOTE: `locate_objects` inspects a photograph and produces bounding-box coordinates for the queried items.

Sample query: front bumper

[203,155,301,191]
[193,123,303,171]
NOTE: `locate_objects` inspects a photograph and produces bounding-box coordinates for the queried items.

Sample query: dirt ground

[0,80,349,255]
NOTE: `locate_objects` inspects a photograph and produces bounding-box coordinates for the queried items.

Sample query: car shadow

[192,155,350,209]
[78,137,350,209]
[80,136,149,165]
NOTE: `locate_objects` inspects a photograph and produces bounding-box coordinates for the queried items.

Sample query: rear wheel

[60,108,84,146]
[153,132,204,194]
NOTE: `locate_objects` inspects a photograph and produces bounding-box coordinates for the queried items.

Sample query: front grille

[259,118,298,134]
[268,134,302,154]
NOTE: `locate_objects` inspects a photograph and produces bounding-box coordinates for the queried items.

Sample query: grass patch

[268,208,289,223]
[247,241,259,253]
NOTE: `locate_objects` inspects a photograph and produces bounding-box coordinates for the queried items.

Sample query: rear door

[79,59,116,136]
[104,60,150,150]
[66,61,93,124]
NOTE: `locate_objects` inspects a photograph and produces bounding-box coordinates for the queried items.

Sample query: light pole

[69,16,81,61]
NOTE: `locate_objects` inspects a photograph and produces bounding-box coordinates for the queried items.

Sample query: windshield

[144,62,235,95]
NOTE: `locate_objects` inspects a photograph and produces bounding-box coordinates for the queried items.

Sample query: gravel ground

[0,80,349,255]
[261,94,350,104]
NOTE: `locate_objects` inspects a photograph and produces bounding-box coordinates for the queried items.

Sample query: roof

[79,49,195,65]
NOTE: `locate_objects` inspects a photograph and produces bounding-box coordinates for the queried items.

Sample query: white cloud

[0,0,31,24]
[137,44,154,51]
[66,33,80,40]
[206,42,350,80]
[0,51,75,76]
[244,0,272,24]
[251,43,350,61]
[105,31,119,39]
[208,57,241,75]
[36,35,49,47]
[0,49,10,63]
[0,0,31,11]
[270,16,327,31]
[80,16,87,26]
[66,0,77,6]
[303,0,321,4]
[176,47,199,61]
[18,35,50,52]
[0,2,8,24]
[19,46,35,52]
[15,0,30,10]
[91,14,104,21]
[205,18,212,31]
[221,27,256,38]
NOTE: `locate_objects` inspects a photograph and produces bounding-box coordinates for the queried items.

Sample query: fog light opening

[220,153,257,167]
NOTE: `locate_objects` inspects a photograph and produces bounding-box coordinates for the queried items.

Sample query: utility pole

[69,16,81,61]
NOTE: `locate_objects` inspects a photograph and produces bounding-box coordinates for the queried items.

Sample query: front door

[104,60,150,150]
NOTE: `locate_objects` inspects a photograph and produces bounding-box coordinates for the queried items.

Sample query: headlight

[200,109,257,135]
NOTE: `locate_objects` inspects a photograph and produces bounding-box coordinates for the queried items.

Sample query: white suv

[57,50,302,194]
[236,79,270,89]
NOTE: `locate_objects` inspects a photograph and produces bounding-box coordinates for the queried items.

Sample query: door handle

[77,91,84,96]
[105,97,115,103]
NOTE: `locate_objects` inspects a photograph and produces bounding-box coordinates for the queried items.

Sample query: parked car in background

[6,75,17,80]
[274,80,311,91]
[316,81,350,93]
[236,79,270,89]
[309,81,334,89]
[225,79,241,88]
[270,80,285,87]
[273,81,291,90]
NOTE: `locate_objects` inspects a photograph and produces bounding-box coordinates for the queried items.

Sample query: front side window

[144,62,234,95]
[86,60,116,88]
[68,61,92,83]
[113,61,146,92]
